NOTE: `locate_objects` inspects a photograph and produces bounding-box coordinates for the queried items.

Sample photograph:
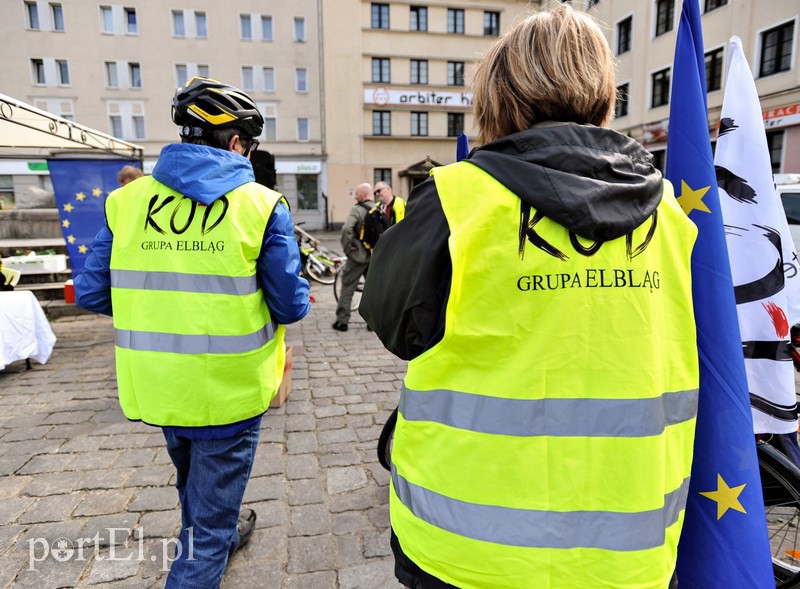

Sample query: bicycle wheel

[758,440,800,588]
[377,407,398,471]
[333,268,365,312]
[305,255,336,285]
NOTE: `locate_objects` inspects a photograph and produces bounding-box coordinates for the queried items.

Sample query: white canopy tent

[0,93,143,160]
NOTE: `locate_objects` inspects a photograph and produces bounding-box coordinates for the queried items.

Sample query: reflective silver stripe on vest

[400,386,698,438]
[115,322,275,355]
[392,469,690,551]
[111,269,258,296]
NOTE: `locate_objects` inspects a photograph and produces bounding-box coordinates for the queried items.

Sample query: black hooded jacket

[359,123,663,361]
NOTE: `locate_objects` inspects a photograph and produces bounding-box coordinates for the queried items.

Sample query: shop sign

[364,87,473,107]
[276,161,321,174]
[764,103,800,130]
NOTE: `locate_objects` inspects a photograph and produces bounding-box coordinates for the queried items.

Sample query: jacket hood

[467,123,662,242]
[152,143,255,205]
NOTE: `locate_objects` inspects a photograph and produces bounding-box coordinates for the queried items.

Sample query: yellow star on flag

[75,192,86,201]
[92,187,103,197]
[63,203,74,213]
[78,244,88,254]
[67,235,76,244]
[677,180,711,216]
[699,473,747,520]
[62,220,70,228]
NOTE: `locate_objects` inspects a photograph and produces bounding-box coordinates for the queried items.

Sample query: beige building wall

[322,0,536,225]
[584,0,799,172]
[0,0,327,226]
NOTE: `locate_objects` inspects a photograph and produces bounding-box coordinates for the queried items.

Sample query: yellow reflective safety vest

[390,162,699,589]
[392,196,406,224]
[106,176,287,427]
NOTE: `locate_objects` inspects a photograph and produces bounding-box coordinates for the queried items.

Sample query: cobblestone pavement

[0,251,406,588]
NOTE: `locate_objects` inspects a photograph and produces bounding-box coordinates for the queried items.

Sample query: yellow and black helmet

[172,77,263,137]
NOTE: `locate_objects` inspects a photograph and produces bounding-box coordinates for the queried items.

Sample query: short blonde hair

[472,3,616,145]
[118,165,144,185]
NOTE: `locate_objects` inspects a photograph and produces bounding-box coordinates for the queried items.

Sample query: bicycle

[333,264,366,312]
[294,223,344,285]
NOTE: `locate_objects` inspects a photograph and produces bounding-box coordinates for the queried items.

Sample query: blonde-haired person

[117,165,143,186]
[361,4,697,589]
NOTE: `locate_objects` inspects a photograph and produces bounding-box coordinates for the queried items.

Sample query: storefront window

[0,175,14,209]
[296,174,318,210]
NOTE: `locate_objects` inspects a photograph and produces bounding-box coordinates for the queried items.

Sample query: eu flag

[48,158,139,277]
[666,1,773,586]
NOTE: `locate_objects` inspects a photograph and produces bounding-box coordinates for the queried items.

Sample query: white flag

[716,36,800,434]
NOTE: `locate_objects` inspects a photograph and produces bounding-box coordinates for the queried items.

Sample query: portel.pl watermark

[28,526,194,571]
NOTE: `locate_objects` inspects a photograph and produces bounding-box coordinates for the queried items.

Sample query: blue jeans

[163,420,261,589]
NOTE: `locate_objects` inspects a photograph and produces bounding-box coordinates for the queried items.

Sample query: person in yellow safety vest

[360,4,699,589]
[374,182,406,226]
[74,77,310,589]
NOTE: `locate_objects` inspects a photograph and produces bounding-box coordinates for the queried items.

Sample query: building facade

[0,0,327,227]
[321,0,535,225]
[583,0,799,175]
[1,0,797,229]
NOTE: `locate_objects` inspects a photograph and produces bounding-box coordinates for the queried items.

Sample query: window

[655,0,674,37]
[125,7,136,33]
[241,66,254,91]
[261,16,273,40]
[258,102,277,141]
[198,64,209,78]
[263,67,275,92]
[767,130,784,174]
[617,16,632,54]
[296,175,318,210]
[704,0,727,12]
[760,21,794,78]
[110,115,123,137]
[372,58,390,83]
[51,3,64,31]
[296,68,308,92]
[240,14,252,40]
[175,64,187,87]
[705,47,723,92]
[31,58,45,84]
[0,176,14,209]
[101,6,113,33]
[615,83,629,118]
[172,10,185,36]
[297,118,309,141]
[25,1,39,29]
[374,168,391,185]
[410,6,427,32]
[372,3,389,29]
[129,62,141,88]
[448,9,464,34]
[484,11,500,36]
[448,61,464,86]
[106,61,119,87]
[294,17,306,42]
[373,111,391,135]
[56,59,69,85]
[447,113,464,137]
[133,115,145,139]
[195,11,207,38]
[33,97,74,120]
[651,67,670,108]
[411,112,428,136]
[108,100,146,140]
[410,59,428,84]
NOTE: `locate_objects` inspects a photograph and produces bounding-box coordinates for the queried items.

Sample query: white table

[0,291,56,370]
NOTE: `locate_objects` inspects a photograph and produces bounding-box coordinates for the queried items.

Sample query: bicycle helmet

[172,76,264,138]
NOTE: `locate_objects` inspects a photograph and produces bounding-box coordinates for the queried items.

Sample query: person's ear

[227,134,241,153]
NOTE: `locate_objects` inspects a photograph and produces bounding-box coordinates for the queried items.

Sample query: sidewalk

[0,270,406,588]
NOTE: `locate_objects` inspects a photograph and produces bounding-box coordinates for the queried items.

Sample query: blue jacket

[75,143,310,438]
